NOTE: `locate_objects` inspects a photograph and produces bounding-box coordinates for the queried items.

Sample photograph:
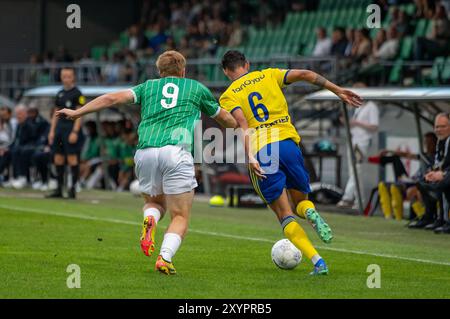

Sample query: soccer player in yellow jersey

[219,50,362,275]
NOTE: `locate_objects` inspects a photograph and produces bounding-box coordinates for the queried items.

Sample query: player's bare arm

[285,70,363,108]
[213,108,239,129]
[56,90,134,120]
[232,108,266,179]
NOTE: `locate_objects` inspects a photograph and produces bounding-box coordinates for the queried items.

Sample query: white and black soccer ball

[271,239,302,270]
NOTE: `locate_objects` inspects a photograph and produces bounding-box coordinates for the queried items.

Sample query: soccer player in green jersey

[56,51,237,275]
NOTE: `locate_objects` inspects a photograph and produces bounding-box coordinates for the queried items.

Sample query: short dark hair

[61,67,75,74]
[221,50,247,71]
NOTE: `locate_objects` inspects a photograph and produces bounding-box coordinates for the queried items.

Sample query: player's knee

[54,155,65,166]
[67,155,78,166]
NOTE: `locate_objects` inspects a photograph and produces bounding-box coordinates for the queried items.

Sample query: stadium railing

[0,57,339,97]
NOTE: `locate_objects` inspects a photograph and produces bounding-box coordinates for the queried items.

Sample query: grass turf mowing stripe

[1,203,450,267]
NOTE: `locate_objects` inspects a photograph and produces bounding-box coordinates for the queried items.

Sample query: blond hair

[156,50,186,77]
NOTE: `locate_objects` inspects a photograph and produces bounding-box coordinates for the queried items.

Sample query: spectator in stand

[312,27,332,57]
[80,121,101,188]
[128,24,148,51]
[414,0,436,18]
[103,121,121,188]
[351,28,372,63]
[330,27,348,56]
[227,21,244,47]
[414,4,450,61]
[123,50,138,82]
[372,28,387,56]
[178,36,194,59]
[344,28,355,57]
[116,130,137,192]
[372,25,399,61]
[8,105,38,189]
[0,106,17,185]
[394,9,412,36]
[102,53,122,84]
[148,23,169,54]
[29,107,51,191]
[410,113,450,233]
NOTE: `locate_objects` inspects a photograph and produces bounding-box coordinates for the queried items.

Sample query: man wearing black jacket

[9,105,38,188]
[410,113,450,233]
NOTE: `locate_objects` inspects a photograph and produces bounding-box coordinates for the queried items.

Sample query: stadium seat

[91,46,107,60]
[422,57,447,85]
[399,36,413,60]
[388,59,403,84]
[414,19,428,37]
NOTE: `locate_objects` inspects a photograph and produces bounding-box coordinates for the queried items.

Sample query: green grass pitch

[0,189,449,299]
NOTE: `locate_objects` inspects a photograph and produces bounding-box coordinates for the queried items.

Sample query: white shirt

[350,100,379,147]
[374,39,399,60]
[312,38,332,57]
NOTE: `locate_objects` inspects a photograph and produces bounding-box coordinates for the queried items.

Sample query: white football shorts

[134,145,198,196]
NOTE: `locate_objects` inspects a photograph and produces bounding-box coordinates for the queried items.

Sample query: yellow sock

[390,184,403,221]
[296,200,315,219]
[378,182,392,219]
[282,216,318,260]
[411,201,425,218]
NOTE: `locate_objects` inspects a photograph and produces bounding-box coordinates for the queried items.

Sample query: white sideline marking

[1,204,449,267]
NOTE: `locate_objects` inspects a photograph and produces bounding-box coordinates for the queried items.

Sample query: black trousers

[380,155,408,181]
[32,150,51,184]
[11,146,35,180]
[417,174,450,221]
[0,150,11,178]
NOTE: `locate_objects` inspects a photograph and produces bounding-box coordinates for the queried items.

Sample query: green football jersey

[131,77,220,152]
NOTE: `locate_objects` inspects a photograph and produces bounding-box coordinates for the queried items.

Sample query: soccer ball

[129,180,141,196]
[271,239,302,270]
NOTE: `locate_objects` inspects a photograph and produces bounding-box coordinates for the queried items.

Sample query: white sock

[160,233,182,262]
[143,207,161,224]
[311,254,322,265]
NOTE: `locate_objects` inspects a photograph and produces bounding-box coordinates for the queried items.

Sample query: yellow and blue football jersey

[219,68,300,153]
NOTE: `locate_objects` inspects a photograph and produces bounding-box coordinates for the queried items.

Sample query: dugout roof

[305,87,450,102]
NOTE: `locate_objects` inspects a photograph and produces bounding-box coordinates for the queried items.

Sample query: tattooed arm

[285,70,363,108]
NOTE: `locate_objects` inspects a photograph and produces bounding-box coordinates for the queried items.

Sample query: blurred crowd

[312,1,450,83]
[0,104,138,192]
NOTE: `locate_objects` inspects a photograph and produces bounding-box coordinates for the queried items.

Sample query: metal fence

[0,57,444,100]
[0,57,339,98]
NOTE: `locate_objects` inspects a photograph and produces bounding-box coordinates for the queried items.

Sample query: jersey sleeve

[199,84,220,118]
[130,82,146,104]
[266,68,291,88]
[219,92,240,114]
[75,89,86,107]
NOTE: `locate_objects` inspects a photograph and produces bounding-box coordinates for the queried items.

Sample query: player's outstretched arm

[285,70,363,108]
[55,90,134,120]
[213,108,238,128]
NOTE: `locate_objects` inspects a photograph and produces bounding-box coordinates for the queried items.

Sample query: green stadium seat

[428,57,448,84]
[399,36,413,60]
[414,19,428,37]
[119,31,129,48]
[91,46,106,60]
[388,59,403,84]
[443,58,450,81]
